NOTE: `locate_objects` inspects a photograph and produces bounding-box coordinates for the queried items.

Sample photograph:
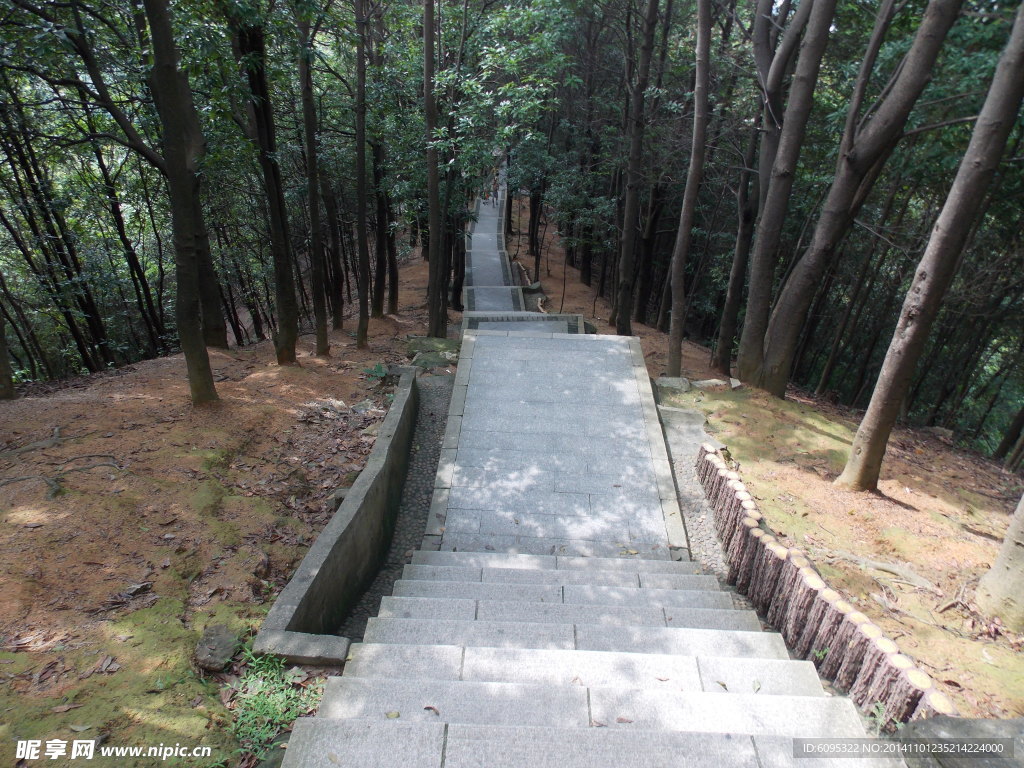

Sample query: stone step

[280,719,444,768]
[401,564,721,590]
[574,623,789,659]
[444,725,755,768]
[319,677,590,728]
[585,687,867,738]
[391,580,733,610]
[439,533,672,559]
[446,726,902,768]
[317,677,864,739]
[283,721,900,768]
[362,618,785,657]
[343,643,825,696]
[363,617,576,649]
[411,550,698,572]
[378,596,759,631]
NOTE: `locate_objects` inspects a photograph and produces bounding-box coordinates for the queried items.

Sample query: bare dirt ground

[514,199,1023,721]
[0,259,445,766]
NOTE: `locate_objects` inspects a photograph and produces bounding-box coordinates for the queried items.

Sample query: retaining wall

[253,369,420,664]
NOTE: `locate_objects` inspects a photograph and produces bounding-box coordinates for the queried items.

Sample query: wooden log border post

[695,444,957,728]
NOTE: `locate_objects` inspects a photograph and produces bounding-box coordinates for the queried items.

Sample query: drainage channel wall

[253,368,419,664]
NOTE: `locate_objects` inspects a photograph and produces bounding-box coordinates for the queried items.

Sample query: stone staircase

[279,170,893,766]
[283,550,880,767]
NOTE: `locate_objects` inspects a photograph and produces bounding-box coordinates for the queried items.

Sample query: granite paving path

[280,170,893,767]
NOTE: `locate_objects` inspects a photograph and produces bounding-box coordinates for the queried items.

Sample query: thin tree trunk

[835,3,1024,490]
[354,0,371,346]
[232,18,299,364]
[614,0,659,336]
[371,142,388,318]
[713,120,760,376]
[0,300,14,399]
[424,0,445,337]
[666,0,710,375]
[298,15,329,356]
[322,182,345,329]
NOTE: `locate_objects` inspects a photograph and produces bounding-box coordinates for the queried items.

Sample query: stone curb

[695,445,957,727]
[253,368,421,664]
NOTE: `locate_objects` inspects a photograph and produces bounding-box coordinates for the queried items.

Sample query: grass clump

[230,649,322,759]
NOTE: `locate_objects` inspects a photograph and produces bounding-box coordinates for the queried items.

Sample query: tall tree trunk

[194,210,228,349]
[142,0,217,403]
[386,194,400,314]
[735,0,838,382]
[666,0,710,376]
[354,0,371,346]
[424,0,445,338]
[371,142,388,318]
[712,121,760,376]
[759,0,963,397]
[232,18,299,364]
[0,299,14,399]
[322,182,345,329]
[835,4,1024,491]
[90,132,164,353]
[634,185,664,325]
[614,0,659,336]
[977,494,1024,632]
[298,15,329,356]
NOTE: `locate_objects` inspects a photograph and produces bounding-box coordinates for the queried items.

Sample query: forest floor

[0,259,453,766]
[515,198,1024,721]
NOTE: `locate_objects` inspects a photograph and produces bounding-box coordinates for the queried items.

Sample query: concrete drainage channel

[253,366,450,664]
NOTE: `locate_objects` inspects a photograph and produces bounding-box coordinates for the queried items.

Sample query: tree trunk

[352,0,372,347]
[735,0,838,382]
[142,0,217,404]
[977,494,1024,632]
[232,19,299,364]
[759,0,963,397]
[713,121,760,375]
[0,301,14,399]
[634,185,664,325]
[614,0,660,336]
[322,182,345,329]
[386,196,400,315]
[835,3,1024,491]
[371,142,388,318]
[666,0,710,376]
[424,0,446,338]
[298,16,329,357]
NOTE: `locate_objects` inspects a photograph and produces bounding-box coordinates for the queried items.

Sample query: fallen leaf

[591,720,607,727]
[385,711,400,719]
[655,677,669,682]
[424,706,440,716]
[716,681,728,691]
[615,717,633,724]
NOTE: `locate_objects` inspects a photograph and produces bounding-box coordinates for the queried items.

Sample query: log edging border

[696,443,957,727]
